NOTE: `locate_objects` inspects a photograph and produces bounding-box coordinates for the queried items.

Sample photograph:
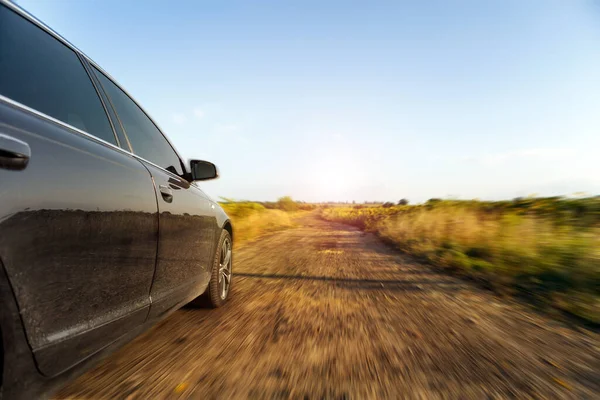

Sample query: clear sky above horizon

[17,0,600,203]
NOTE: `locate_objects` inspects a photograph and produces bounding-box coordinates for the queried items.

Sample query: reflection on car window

[0,7,116,144]
[93,68,183,175]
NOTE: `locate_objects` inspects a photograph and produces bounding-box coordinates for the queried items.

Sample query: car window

[93,68,184,176]
[0,7,116,145]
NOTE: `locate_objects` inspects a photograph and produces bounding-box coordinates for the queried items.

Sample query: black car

[0,2,233,398]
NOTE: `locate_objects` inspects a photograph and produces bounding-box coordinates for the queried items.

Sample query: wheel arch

[223,220,233,243]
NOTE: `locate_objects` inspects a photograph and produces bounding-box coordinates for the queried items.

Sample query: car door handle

[0,133,31,171]
[159,185,173,203]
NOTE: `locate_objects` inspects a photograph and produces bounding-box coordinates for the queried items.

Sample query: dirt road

[56,214,599,399]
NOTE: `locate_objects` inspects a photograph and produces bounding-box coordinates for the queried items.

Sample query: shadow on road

[236,272,464,292]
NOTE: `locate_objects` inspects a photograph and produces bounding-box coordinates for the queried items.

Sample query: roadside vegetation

[219,197,309,244]
[322,197,600,324]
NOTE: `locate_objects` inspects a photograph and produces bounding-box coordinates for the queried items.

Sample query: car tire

[191,229,232,308]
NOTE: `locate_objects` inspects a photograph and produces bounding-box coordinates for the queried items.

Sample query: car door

[91,67,217,319]
[0,5,158,377]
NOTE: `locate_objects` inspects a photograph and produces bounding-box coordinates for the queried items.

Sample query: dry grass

[221,202,295,244]
[322,200,600,324]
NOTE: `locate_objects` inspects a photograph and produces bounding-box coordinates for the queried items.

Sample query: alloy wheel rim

[218,238,232,300]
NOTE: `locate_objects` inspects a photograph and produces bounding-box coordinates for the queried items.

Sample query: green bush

[466,245,492,260]
[471,259,494,272]
[448,250,471,271]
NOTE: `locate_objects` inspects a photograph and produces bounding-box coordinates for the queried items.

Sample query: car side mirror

[190,160,219,181]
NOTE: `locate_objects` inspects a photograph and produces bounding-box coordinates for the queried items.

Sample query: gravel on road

[55,214,600,399]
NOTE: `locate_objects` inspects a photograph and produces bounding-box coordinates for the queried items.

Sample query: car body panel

[0,0,233,397]
[143,163,216,320]
[0,101,159,377]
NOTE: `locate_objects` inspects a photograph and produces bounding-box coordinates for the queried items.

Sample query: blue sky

[18,0,600,202]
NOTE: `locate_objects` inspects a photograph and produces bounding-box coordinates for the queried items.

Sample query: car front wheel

[192,229,232,308]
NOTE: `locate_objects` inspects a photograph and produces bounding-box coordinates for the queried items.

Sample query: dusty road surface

[56,214,599,399]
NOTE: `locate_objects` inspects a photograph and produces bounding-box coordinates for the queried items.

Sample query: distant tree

[352,200,356,204]
[398,198,409,206]
[276,196,298,211]
[382,202,395,208]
